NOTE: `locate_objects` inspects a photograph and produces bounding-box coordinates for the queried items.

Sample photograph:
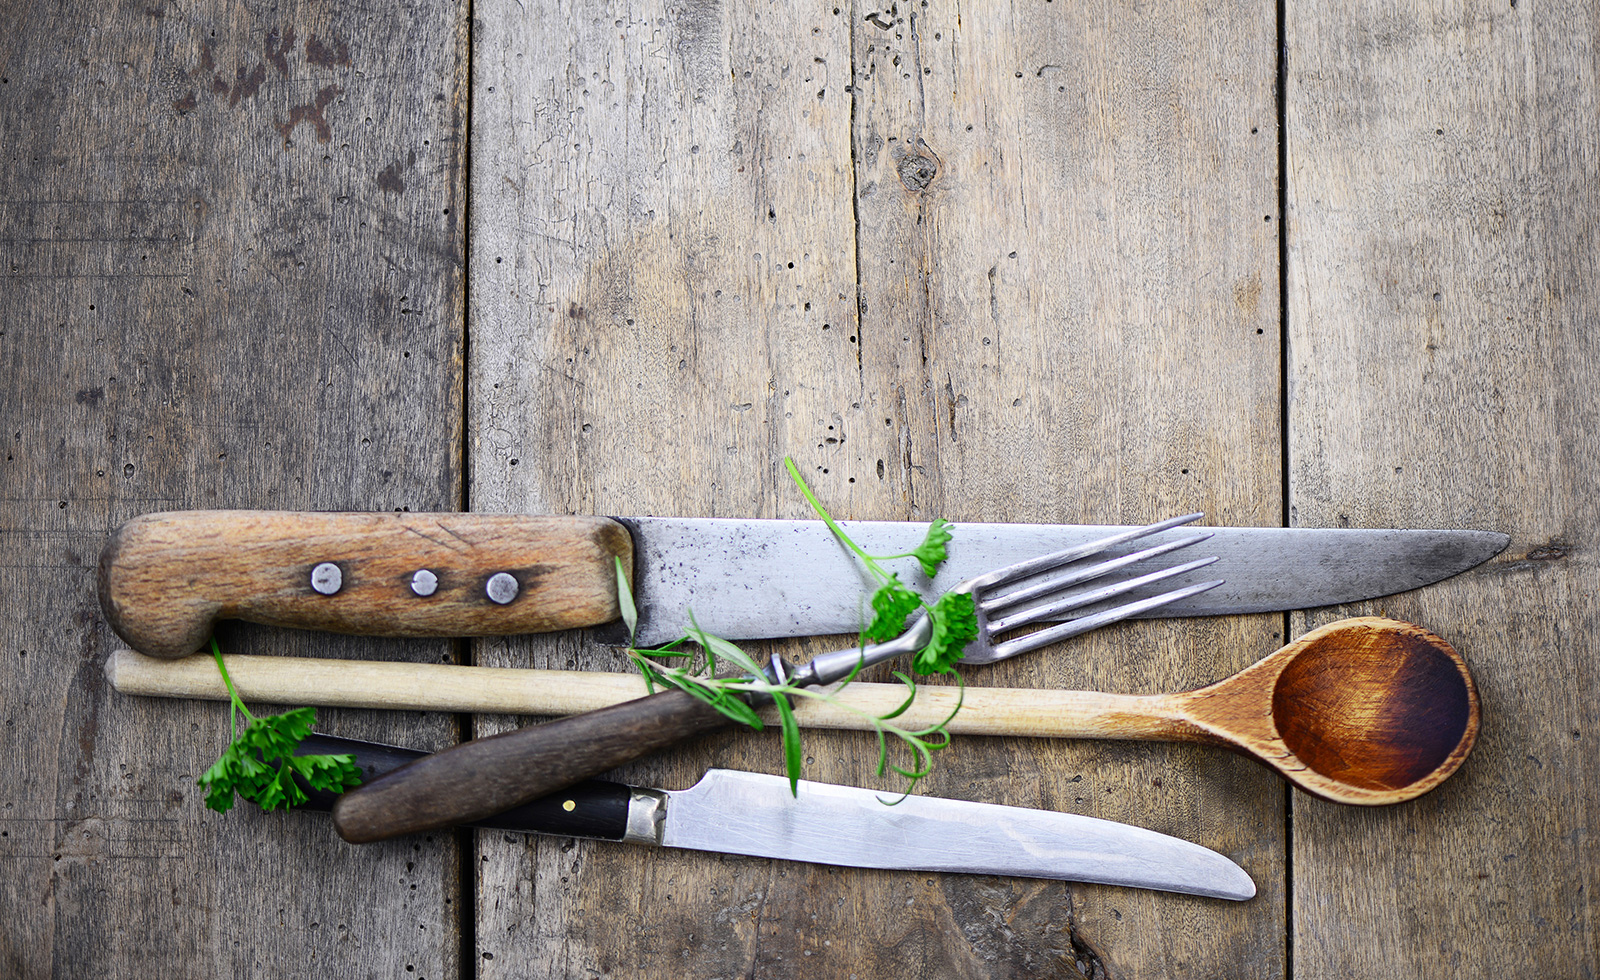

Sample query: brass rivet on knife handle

[331,689,732,843]
[97,511,633,658]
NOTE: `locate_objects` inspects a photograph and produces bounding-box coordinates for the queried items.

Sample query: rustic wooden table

[3,1,1594,977]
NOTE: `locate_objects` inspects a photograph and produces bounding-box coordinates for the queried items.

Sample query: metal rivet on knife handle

[410,569,438,597]
[486,572,519,604]
[310,562,342,595]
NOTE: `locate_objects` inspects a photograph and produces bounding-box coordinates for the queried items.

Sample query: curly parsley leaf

[198,750,251,813]
[913,592,979,675]
[909,518,953,577]
[866,576,923,643]
[239,705,317,759]
[290,752,365,791]
[198,640,362,813]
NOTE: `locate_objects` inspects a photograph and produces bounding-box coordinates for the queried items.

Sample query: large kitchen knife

[293,733,1255,901]
[98,510,1509,658]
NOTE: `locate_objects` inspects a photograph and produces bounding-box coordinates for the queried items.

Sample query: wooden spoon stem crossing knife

[110,618,1482,836]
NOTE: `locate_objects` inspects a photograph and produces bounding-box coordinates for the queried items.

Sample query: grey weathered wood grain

[1286,0,1599,975]
[471,0,1282,977]
[12,0,1590,973]
[0,2,467,977]
[469,2,871,975]
[847,3,1285,976]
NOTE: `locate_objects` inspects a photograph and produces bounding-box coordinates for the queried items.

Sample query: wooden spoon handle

[98,511,631,658]
[331,689,731,843]
[107,649,1202,741]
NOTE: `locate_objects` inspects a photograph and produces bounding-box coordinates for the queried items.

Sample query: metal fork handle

[786,616,934,688]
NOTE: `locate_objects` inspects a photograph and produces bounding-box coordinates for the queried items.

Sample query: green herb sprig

[197,639,362,813]
[618,560,964,798]
[619,461,978,798]
[783,457,979,674]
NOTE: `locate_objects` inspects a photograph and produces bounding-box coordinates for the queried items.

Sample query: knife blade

[294,734,1255,901]
[614,517,1508,646]
[98,509,1508,658]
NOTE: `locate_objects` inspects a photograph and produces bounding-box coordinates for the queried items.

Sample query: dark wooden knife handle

[297,735,637,841]
[331,688,733,843]
[98,510,632,658]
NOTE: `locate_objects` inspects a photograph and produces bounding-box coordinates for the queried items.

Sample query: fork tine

[978,532,1214,612]
[986,555,1221,633]
[966,512,1206,591]
[984,578,1225,663]
[790,513,1223,687]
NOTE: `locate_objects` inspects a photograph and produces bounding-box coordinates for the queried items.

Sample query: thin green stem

[209,637,255,730]
[784,457,882,573]
[630,652,952,796]
[627,467,968,798]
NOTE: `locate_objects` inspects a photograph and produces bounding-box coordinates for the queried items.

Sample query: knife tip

[1200,863,1257,902]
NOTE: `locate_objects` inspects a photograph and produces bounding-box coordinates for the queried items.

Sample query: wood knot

[895,142,940,192]
[1525,542,1570,561]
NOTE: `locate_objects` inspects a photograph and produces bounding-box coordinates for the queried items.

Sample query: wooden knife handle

[331,689,731,843]
[98,510,632,658]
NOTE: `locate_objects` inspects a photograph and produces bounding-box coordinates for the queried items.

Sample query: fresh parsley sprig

[197,638,363,813]
[618,460,977,799]
[783,457,978,674]
[619,559,964,799]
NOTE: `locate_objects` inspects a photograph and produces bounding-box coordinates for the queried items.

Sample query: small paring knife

[99,510,1509,658]
[293,734,1255,901]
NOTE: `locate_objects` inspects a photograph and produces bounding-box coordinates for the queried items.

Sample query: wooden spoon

[1079,615,1481,805]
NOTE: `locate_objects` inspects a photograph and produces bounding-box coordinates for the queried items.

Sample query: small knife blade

[98,509,1508,657]
[296,734,1254,901]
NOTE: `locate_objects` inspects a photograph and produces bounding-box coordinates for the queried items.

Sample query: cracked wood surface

[1285,1,1600,975]
[470,0,1281,977]
[0,1,469,977]
[3,0,1596,977]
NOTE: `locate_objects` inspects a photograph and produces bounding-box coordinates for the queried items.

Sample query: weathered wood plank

[0,1,467,976]
[846,3,1286,976]
[471,0,1283,976]
[1286,0,1599,975]
[469,2,872,975]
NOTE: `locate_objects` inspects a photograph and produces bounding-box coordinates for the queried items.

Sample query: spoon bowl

[1176,617,1480,804]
